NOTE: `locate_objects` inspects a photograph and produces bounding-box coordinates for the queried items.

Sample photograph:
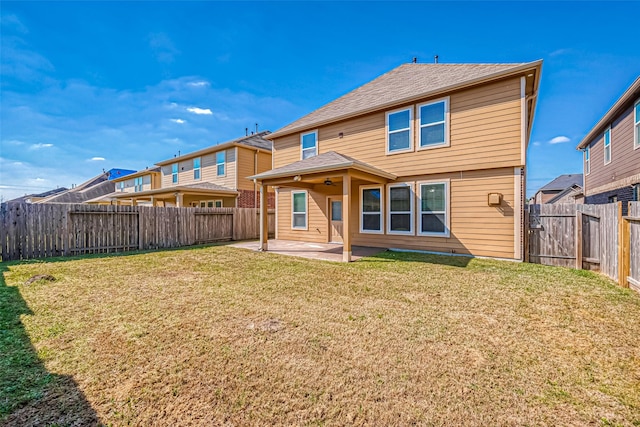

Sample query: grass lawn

[1,245,639,426]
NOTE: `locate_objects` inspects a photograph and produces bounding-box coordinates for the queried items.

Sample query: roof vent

[412,57,417,63]
[434,55,439,64]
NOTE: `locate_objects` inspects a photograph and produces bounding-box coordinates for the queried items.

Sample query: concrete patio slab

[231,239,386,262]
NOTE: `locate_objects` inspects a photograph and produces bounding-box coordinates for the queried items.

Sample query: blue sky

[1,1,639,201]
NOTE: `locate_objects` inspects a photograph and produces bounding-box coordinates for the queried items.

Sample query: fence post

[523,208,529,263]
[232,208,238,241]
[575,210,582,269]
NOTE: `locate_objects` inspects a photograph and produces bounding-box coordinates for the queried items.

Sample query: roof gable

[270,61,542,138]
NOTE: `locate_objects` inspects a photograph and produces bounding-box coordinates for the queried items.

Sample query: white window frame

[194,157,201,180]
[359,185,384,234]
[585,145,590,175]
[214,200,223,208]
[172,163,179,184]
[119,181,125,192]
[300,130,318,160]
[216,151,226,176]
[386,183,414,235]
[417,97,450,150]
[634,99,639,150]
[134,177,143,192]
[386,107,413,155]
[417,179,450,238]
[291,190,308,230]
[604,127,611,165]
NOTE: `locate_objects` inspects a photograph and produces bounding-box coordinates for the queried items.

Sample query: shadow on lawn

[364,249,473,267]
[0,265,100,426]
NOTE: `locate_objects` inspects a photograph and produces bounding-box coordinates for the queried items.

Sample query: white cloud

[549,136,570,144]
[186,107,213,115]
[170,118,186,124]
[187,81,209,88]
[532,141,541,146]
[29,143,53,150]
[34,177,46,182]
[89,157,106,161]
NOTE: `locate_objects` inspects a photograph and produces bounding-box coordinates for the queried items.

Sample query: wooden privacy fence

[0,203,275,261]
[622,202,640,291]
[527,202,640,288]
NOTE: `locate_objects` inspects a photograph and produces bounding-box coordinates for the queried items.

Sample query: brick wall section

[237,189,275,208]
[585,185,637,215]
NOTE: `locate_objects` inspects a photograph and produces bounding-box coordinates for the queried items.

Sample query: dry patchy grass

[1,246,640,426]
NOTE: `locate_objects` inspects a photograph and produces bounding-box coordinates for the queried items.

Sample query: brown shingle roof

[270,61,542,138]
[248,151,396,181]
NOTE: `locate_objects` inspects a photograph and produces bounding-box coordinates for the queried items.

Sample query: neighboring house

[577,76,640,214]
[547,184,584,205]
[251,61,542,261]
[533,174,583,204]
[107,132,274,208]
[5,187,68,205]
[34,169,136,204]
[86,167,162,205]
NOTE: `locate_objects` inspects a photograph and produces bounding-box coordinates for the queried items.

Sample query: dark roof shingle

[539,174,584,192]
[270,61,542,138]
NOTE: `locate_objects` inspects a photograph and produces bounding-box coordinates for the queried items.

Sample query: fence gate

[527,203,619,281]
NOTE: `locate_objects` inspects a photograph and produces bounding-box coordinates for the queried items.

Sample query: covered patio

[231,239,385,262]
[249,151,396,262]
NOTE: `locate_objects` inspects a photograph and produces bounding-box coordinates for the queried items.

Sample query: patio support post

[176,193,184,208]
[259,183,268,251]
[342,174,352,262]
[131,198,137,207]
[151,196,157,207]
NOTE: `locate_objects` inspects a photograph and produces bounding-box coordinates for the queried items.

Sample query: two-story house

[108,132,274,208]
[250,61,542,261]
[86,167,163,205]
[577,77,640,214]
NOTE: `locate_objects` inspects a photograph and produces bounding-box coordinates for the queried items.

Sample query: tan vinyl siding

[117,174,155,193]
[275,168,517,258]
[258,151,272,174]
[352,168,516,258]
[236,147,256,191]
[272,77,523,175]
[237,148,273,191]
[161,148,237,189]
[584,104,640,194]
[276,189,329,243]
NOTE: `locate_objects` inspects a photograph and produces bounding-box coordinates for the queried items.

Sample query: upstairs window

[386,108,412,153]
[134,177,143,192]
[585,145,590,175]
[194,157,201,180]
[418,98,449,149]
[172,163,179,184]
[360,186,383,233]
[387,183,413,235]
[119,182,125,192]
[301,131,318,159]
[418,181,449,237]
[635,100,639,149]
[216,151,225,176]
[604,127,611,165]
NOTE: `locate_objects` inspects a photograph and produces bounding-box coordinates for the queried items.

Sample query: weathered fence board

[528,202,639,286]
[627,202,640,291]
[0,203,275,261]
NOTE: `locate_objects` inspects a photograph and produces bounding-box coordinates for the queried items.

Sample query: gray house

[577,76,640,214]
